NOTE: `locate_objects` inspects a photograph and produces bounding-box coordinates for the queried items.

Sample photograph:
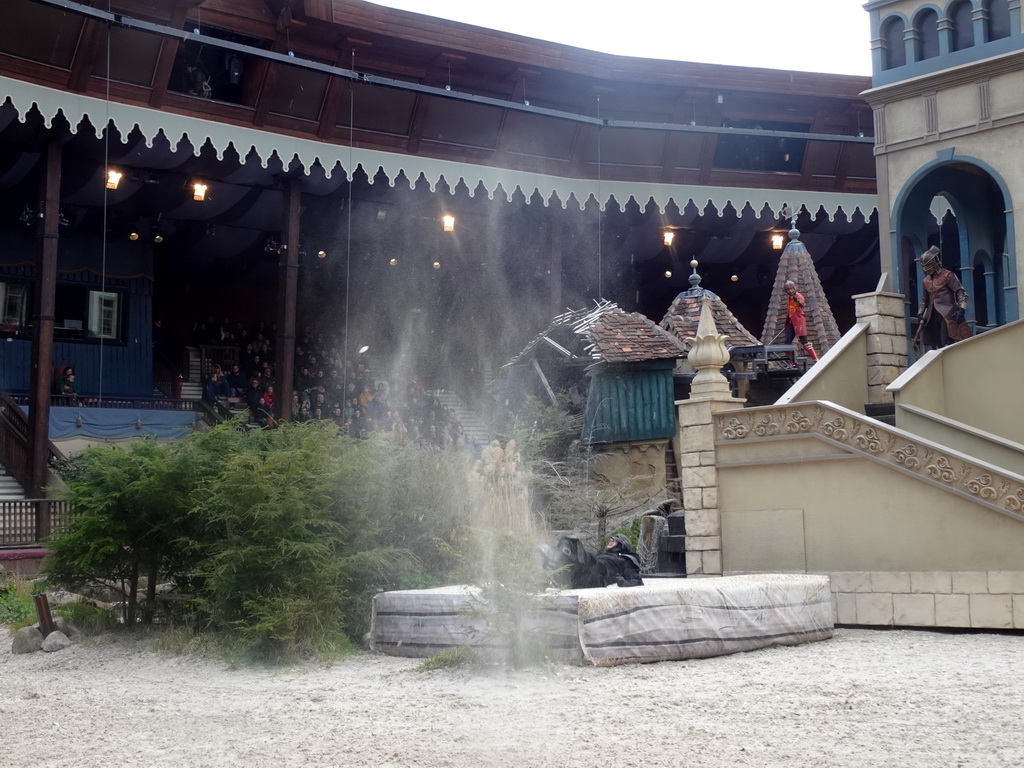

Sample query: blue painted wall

[1,228,155,397]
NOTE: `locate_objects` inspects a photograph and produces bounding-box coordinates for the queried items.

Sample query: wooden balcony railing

[0,392,65,495]
[199,345,240,378]
[7,393,204,411]
[0,498,72,546]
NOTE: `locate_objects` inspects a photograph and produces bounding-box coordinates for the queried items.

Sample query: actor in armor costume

[918,246,971,348]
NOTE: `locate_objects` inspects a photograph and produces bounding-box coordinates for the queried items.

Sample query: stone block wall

[829,570,1024,629]
[676,397,745,577]
[853,290,909,404]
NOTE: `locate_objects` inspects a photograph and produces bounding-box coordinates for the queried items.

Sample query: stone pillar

[675,297,745,577]
[853,289,908,404]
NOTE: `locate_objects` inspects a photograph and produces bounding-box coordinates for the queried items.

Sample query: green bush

[54,600,119,636]
[0,579,35,630]
[43,439,192,627]
[41,419,498,664]
[185,421,349,661]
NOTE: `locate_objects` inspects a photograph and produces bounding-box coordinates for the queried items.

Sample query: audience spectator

[241,342,257,373]
[330,404,345,428]
[54,365,77,395]
[211,364,231,398]
[244,376,263,412]
[56,366,80,404]
[251,396,275,428]
[202,371,222,405]
[225,364,246,396]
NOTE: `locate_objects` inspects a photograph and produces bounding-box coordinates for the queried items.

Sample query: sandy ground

[1,625,1022,768]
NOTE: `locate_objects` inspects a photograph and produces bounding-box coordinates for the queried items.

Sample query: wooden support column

[275,177,301,422]
[27,139,61,499]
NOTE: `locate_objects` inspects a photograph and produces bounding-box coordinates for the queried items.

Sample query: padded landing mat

[370,574,833,666]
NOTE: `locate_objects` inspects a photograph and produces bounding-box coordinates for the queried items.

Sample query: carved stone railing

[714,400,1024,523]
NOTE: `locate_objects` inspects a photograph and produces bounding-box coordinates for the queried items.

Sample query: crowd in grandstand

[194,317,479,454]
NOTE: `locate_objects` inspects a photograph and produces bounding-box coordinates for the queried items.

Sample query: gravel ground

[2,626,1022,767]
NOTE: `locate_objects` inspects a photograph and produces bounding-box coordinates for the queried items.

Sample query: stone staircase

[0,463,26,500]
[433,390,491,446]
[180,347,203,401]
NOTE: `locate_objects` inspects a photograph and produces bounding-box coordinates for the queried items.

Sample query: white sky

[366,0,872,76]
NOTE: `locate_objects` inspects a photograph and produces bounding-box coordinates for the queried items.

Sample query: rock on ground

[10,626,43,654]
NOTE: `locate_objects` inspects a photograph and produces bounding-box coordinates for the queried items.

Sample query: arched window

[950,0,975,51]
[882,17,907,69]
[986,0,1011,41]
[915,9,940,60]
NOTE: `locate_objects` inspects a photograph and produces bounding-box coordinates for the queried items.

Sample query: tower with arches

[864,0,1022,338]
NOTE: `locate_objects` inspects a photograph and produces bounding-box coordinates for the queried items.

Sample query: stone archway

[891,158,1018,339]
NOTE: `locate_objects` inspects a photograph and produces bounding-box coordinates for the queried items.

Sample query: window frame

[87,290,122,341]
[0,279,30,334]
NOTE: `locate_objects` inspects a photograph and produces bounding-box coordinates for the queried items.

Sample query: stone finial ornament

[686,296,732,398]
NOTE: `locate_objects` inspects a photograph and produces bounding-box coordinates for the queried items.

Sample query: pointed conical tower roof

[761,223,841,353]
[660,262,761,350]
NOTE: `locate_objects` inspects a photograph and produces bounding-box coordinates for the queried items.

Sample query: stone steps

[0,464,26,500]
[180,383,203,401]
[432,389,491,446]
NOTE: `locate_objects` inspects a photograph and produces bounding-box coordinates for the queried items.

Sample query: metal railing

[0,498,72,546]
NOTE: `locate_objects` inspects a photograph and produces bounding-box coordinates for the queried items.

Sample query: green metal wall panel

[582,365,676,445]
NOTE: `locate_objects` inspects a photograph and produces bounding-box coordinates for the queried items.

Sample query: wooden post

[275,176,301,422]
[35,498,51,544]
[27,138,61,498]
[33,593,56,638]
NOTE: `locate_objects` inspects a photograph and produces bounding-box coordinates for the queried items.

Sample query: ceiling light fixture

[663,231,675,247]
[192,182,208,202]
[442,215,455,232]
[106,170,122,190]
[771,233,785,250]
[152,214,165,244]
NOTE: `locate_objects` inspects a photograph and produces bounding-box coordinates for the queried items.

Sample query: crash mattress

[370,574,833,666]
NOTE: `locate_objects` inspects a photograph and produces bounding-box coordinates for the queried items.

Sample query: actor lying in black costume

[538,534,644,588]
